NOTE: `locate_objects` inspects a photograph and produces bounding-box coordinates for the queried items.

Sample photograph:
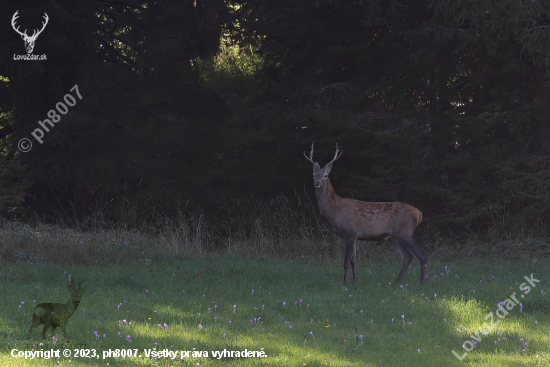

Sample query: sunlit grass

[0,256,548,366]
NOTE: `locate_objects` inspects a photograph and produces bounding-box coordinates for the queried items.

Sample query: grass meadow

[0,196,549,366]
[0,256,549,366]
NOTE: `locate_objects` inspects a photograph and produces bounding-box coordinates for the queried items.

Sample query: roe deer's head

[303,142,342,189]
[68,281,87,308]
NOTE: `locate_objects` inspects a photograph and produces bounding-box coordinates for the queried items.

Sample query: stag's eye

[324,174,328,177]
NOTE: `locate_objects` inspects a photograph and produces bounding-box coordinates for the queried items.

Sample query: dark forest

[1,0,550,257]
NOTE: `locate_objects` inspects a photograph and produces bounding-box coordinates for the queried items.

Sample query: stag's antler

[303,142,342,166]
[303,141,316,164]
[327,143,342,166]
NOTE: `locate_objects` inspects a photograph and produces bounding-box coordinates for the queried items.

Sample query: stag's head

[68,281,87,308]
[11,11,49,54]
[303,142,342,189]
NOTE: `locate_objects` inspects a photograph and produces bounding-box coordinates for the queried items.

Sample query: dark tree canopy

[0,0,550,235]
[231,0,550,230]
[0,0,228,218]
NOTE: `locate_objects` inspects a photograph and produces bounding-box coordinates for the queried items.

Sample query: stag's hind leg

[343,236,357,284]
[390,237,413,283]
[402,238,428,284]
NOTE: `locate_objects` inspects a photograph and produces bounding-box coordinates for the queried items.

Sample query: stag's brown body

[305,143,427,284]
[26,281,87,340]
[316,184,423,241]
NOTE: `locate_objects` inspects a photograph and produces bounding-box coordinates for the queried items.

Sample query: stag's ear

[313,162,320,170]
[324,162,333,173]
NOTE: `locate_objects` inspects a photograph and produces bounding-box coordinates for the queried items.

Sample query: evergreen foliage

[0,0,550,238]
[0,0,228,219]
[231,0,550,232]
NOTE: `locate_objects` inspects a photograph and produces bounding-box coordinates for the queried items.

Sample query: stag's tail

[416,210,423,227]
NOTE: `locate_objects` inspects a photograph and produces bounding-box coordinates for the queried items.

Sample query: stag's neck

[315,179,341,219]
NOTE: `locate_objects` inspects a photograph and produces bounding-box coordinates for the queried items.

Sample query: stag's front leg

[391,237,413,283]
[350,240,358,283]
[343,237,356,284]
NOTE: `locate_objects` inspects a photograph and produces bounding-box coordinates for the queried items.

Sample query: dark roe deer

[26,281,87,339]
[304,143,427,284]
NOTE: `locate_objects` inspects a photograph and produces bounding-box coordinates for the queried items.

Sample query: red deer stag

[304,142,427,284]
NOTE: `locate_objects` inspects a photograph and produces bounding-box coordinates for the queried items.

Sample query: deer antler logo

[11,10,49,54]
